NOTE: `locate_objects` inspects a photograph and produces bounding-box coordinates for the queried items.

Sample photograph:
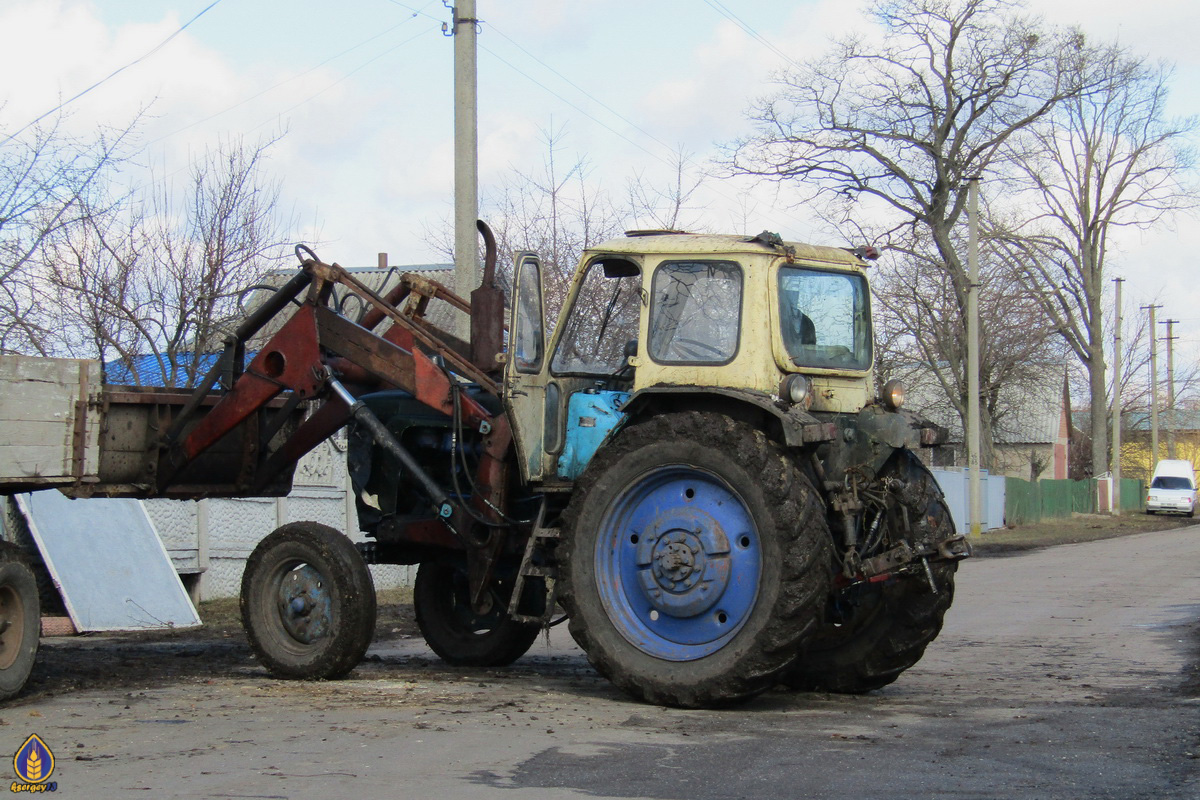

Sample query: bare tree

[0,112,139,354]
[625,146,707,234]
[45,135,294,386]
[725,0,1091,457]
[996,49,1196,478]
[41,203,151,374]
[873,229,1065,469]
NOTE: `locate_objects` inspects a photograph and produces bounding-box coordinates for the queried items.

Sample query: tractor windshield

[551,260,642,377]
[778,266,871,370]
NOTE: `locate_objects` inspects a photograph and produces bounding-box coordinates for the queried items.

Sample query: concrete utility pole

[1162,318,1179,459]
[451,0,479,339]
[1111,278,1123,514]
[967,177,982,538]
[1143,304,1161,468]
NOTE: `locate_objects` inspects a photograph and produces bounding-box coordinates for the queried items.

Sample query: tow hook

[938,534,972,561]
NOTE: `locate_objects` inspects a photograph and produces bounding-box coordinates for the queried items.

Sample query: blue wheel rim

[594,465,762,661]
[276,563,333,645]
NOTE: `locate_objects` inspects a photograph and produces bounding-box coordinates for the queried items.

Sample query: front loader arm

[155,242,515,610]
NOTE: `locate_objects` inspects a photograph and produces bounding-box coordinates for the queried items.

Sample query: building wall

[144,437,412,600]
[1118,432,1200,483]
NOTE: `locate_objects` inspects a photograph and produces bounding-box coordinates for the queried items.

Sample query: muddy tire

[0,542,39,701]
[783,454,956,694]
[559,411,831,708]
[414,560,543,667]
[241,522,376,680]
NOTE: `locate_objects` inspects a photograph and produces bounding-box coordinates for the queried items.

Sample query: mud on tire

[783,453,957,694]
[241,522,376,680]
[558,411,832,708]
[414,560,543,667]
[0,542,39,701]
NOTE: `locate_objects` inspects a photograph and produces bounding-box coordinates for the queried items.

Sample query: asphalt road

[2,525,1197,799]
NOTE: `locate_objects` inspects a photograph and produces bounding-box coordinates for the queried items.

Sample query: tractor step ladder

[508,501,560,625]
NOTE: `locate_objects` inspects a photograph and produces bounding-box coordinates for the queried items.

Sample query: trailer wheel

[414,560,543,667]
[241,522,376,680]
[783,454,957,694]
[0,542,40,701]
[559,411,831,708]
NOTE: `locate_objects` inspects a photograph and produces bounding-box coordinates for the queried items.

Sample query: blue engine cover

[557,390,631,480]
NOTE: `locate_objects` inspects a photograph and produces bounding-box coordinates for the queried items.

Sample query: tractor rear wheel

[559,411,831,708]
[414,560,543,667]
[241,522,376,680]
[783,453,957,694]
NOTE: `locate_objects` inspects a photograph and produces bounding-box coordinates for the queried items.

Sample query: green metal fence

[1119,478,1146,513]
[1003,476,1145,526]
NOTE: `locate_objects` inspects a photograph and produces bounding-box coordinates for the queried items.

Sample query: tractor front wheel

[241,522,376,680]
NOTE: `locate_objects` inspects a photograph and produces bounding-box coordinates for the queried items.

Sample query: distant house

[904,367,1073,481]
[1074,409,1200,483]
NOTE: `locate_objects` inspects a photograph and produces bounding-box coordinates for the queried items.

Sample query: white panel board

[930,468,1006,532]
[16,492,201,631]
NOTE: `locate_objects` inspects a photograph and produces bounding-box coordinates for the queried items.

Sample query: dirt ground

[3,517,1197,799]
[973,510,1200,553]
[14,512,1197,704]
[16,591,419,702]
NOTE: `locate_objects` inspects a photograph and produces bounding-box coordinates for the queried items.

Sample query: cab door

[503,252,551,482]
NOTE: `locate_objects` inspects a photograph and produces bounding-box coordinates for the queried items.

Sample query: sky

[0,0,1197,363]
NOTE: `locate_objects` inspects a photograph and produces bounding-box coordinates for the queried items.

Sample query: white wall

[144,437,412,600]
[930,468,1007,532]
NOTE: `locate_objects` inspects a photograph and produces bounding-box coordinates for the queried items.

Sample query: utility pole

[1111,278,1123,514]
[1143,304,1161,468]
[967,177,982,538]
[1162,318,1179,459]
[450,0,479,339]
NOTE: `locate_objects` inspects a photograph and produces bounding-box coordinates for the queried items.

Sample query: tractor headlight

[881,379,906,410]
[780,374,813,409]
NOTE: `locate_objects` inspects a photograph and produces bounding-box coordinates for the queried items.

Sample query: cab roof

[586,231,871,269]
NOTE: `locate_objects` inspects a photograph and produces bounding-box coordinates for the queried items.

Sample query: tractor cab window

[512,257,544,374]
[779,266,871,370]
[551,259,642,377]
[648,260,742,364]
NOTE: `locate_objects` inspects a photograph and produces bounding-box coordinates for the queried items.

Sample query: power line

[479,42,677,172]
[380,0,443,23]
[148,21,438,188]
[2,0,226,146]
[486,23,680,162]
[479,35,816,234]
[148,5,436,145]
[700,0,795,68]
[245,25,437,136]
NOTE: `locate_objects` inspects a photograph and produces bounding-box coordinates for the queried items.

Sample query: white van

[1146,459,1196,517]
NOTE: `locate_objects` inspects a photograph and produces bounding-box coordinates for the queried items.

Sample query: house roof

[900,364,1068,445]
[1073,408,1200,433]
[105,262,453,387]
[104,351,242,387]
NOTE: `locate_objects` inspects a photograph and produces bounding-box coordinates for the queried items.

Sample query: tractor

[237,226,970,708]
